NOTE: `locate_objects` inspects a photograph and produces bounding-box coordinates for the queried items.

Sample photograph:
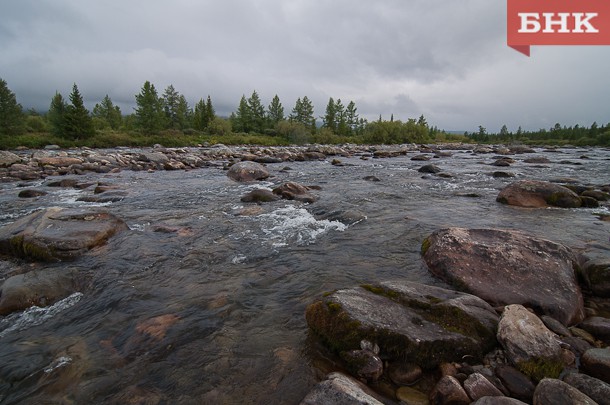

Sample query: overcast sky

[1,0,609,132]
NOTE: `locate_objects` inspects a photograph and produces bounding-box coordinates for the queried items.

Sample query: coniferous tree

[162,84,182,130]
[63,83,95,139]
[0,78,24,136]
[193,98,208,131]
[48,92,67,136]
[290,96,316,133]
[345,101,359,135]
[134,81,165,135]
[92,95,122,130]
[247,90,265,133]
[334,99,348,135]
[267,94,284,126]
[205,95,215,124]
[322,98,337,132]
[176,94,192,130]
[232,95,252,133]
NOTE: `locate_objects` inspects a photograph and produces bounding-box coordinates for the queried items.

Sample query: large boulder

[422,227,584,326]
[305,281,498,370]
[273,182,318,203]
[227,161,270,182]
[533,378,597,405]
[0,151,21,167]
[497,180,582,208]
[582,348,610,384]
[0,268,82,315]
[563,372,610,405]
[299,372,383,405]
[497,305,565,381]
[581,259,610,298]
[0,208,128,261]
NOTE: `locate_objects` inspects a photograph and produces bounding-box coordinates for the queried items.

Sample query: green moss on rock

[517,357,564,382]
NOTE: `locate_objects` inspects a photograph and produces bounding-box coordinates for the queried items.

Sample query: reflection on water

[0,146,608,403]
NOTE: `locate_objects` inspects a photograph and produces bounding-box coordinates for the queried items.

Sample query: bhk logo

[507,0,610,56]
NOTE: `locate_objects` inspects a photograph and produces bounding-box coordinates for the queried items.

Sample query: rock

[418,164,442,174]
[582,348,610,384]
[0,151,22,167]
[497,305,566,381]
[77,192,127,203]
[492,159,512,167]
[493,171,515,178]
[362,176,380,182]
[471,398,528,405]
[0,268,82,315]
[299,372,383,405]
[541,315,571,337]
[581,196,600,208]
[563,373,610,405]
[497,180,582,208]
[395,386,428,405]
[560,335,593,356]
[0,207,128,261]
[495,365,536,402]
[475,147,494,154]
[582,190,609,201]
[411,154,431,161]
[429,376,471,405]
[47,178,81,188]
[18,189,48,198]
[580,317,610,344]
[582,259,610,298]
[340,349,383,383]
[571,327,598,345]
[44,144,61,150]
[524,157,551,164]
[305,281,498,370]
[388,361,423,386]
[273,182,317,203]
[422,227,584,326]
[227,161,270,182]
[37,157,82,167]
[533,378,597,405]
[137,152,169,164]
[463,372,504,401]
[240,189,280,203]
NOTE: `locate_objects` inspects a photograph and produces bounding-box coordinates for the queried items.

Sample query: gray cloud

[1,0,608,131]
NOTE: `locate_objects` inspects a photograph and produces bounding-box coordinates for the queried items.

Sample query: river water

[0,146,608,404]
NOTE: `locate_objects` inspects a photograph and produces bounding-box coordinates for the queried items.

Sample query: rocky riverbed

[0,143,609,404]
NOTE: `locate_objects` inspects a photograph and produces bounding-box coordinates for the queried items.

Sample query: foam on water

[258,205,347,247]
[0,292,83,338]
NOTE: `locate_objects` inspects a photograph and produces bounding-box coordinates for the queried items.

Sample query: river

[0,145,608,404]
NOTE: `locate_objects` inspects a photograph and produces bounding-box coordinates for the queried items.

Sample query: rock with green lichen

[0,207,128,261]
[497,305,567,382]
[496,180,582,208]
[422,227,584,326]
[305,281,499,370]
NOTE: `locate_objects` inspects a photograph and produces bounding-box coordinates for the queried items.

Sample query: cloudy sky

[1,0,609,132]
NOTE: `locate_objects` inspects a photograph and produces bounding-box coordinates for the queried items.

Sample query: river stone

[395,386,428,405]
[299,372,383,405]
[305,281,498,370]
[497,180,582,208]
[18,189,48,198]
[418,164,441,174]
[582,348,610,384]
[580,317,610,344]
[429,375,470,405]
[533,378,597,405]
[340,349,383,383]
[563,373,610,405]
[582,190,610,201]
[0,207,128,261]
[227,161,269,182]
[137,152,169,164]
[463,372,504,401]
[582,259,610,298]
[388,361,423,386]
[0,268,81,315]
[497,305,565,381]
[0,151,21,167]
[273,182,317,203]
[422,227,584,326]
[37,157,83,167]
[240,189,279,203]
[471,398,528,405]
[495,364,536,402]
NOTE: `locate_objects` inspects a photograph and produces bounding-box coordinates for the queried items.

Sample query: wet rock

[497,180,582,208]
[0,268,82,315]
[411,154,431,161]
[497,305,565,381]
[582,190,610,201]
[422,227,584,326]
[524,157,551,164]
[0,207,128,261]
[493,171,515,178]
[580,317,610,344]
[429,375,470,405]
[560,335,593,356]
[314,209,367,226]
[581,259,610,298]
[474,147,494,154]
[273,182,317,203]
[299,372,383,405]
[563,372,610,405]
[463,372,504,401]
[18,189,48,198]
[471,398,528,405]
[581,196,600,208]
[492,159,512,167]
[541,315,571,337]
[363,176,380,182]
[388,361,423,386]
[77,191,127,203]
[137,152,169,164]
[305,281,498,370]
[240,189,280,203]
[227,161,270,182]
[582,348,610,384]
[395,386,428,405]
[340,349,383,383]
[37,157,82,167]
[533,378,597,405]
[418,164,442,174]
[495,365,536,402]
[0,151,22,167]
[570,327,597,346]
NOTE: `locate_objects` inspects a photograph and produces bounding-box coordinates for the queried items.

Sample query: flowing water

[0,146,608,404]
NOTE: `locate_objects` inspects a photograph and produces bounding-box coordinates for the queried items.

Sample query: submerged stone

[305,281,498,370]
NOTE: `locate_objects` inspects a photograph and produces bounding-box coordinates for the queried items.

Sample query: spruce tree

[162,84,181,130]
[193,98,208,131]
[290,96,316,133]
[322,98,337,132]
[205,95,215,124]
[0,78,24,136]
[134,81,165,135]
[232,95,252,133]
[63,84,94,139]
[247,90,266,133]
[345,101,359,135]
[267,95,284,126]
[48,92,67,136]
[92,95,122,130]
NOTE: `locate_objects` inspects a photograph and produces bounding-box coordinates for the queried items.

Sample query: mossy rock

[497,180,582,208]
[305,281,498,369]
